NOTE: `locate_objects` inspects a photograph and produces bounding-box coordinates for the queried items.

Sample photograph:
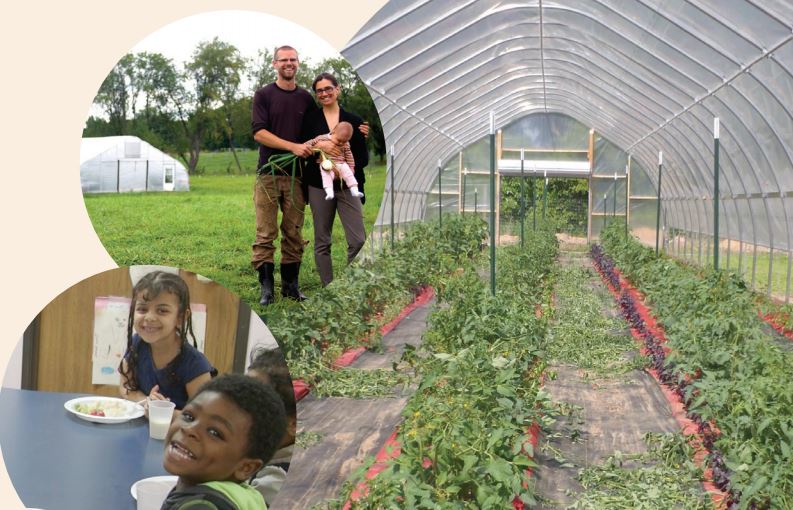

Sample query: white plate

[64,396,145,424]
[130,475,178,500]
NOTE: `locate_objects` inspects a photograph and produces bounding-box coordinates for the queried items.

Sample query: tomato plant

[599,223,793,509]
[318,227,560,508]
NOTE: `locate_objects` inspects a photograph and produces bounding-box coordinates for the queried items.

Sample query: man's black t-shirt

[251,82,316,175]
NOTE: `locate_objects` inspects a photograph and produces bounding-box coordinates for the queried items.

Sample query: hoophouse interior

[341,0,793,301]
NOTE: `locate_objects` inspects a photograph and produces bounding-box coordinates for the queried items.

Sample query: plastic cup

[148,400,176,440]
[136,479,174,510]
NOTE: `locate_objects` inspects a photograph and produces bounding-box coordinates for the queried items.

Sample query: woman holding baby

[300,72,370,287]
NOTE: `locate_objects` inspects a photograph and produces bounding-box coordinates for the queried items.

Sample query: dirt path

[534,248,679,508]
[271,299,433,509]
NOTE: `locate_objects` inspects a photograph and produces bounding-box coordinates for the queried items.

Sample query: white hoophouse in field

[80,136,189,193]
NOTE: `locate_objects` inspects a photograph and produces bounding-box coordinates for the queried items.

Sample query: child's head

[163,374,287,485]
[128,271,194,346]
[247,347,296,448]
[120,271,196,392]
[330,121,353,144]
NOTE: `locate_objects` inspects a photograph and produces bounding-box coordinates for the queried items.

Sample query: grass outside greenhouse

[664,233,793,301]
[84,153,386,316]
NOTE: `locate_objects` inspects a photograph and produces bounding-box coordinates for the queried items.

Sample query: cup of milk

[148,400,176,440]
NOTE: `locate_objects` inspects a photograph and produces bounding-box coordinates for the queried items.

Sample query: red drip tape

[758,311,793,341]
[511,420,542,510]
[593,258,727,509]
[292,380,310,401]
[380,286,436,337]
[342,430,402,509]
[514,309,549,507]
[332,346,368,369]
[291,286,437,401]
[513,303,549,508]
[613,269,668,340]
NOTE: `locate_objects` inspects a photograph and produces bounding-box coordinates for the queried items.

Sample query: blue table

[0,388,169,510]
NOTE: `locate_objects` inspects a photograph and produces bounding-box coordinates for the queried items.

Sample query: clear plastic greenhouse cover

[81,136,190,193]
[342,0,793,263]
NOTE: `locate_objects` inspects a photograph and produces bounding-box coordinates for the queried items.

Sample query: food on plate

[73,399,129,418]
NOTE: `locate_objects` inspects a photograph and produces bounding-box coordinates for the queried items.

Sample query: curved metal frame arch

[727,74,793,253]
[347,0,793,259]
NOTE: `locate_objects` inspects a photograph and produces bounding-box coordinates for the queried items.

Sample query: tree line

[84,38,386,173]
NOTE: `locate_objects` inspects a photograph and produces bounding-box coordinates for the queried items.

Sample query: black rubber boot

[281,262,307,301]
[257,262,275,306]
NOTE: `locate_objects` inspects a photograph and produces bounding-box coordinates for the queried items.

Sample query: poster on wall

[91,297,207,385]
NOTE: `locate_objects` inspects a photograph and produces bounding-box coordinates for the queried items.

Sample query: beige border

[0,1,385,507]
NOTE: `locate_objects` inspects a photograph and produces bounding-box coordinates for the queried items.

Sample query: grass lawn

[723,247,791,299]
[668,235,793,300]
[84,152,386,315]
[191,149,260,175]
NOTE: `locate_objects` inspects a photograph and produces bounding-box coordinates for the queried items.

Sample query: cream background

[0,1,386,507]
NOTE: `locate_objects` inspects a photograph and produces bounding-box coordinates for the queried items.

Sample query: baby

[160,374,287,509]
[305,121,364,201]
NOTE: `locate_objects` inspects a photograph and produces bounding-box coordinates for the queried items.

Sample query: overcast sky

[130,10,340,66]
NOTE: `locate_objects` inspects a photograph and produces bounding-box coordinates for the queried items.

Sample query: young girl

[118,271,214,410]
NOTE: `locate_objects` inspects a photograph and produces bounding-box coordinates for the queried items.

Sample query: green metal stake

[532,168,536,230]
[520,148,525,248]
[625,162,629,239]
[612,173,617,220]
[390,145,395,250]
[542,171,547,221]
[489,111,496,296]
[475,188,478,215]
[437,159,442,229]
[462,167,467,213]
[603,193,607,232]
[713,118,720,270]
[655,151,663,255]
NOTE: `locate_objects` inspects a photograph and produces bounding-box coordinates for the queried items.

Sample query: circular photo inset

[80,10,386,306]
[1,265,294,510]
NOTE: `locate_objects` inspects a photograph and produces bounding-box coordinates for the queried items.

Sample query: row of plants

[265,215,489,390]
[318,227,560,508]
[597,223,793,509]
[591,242,727,507]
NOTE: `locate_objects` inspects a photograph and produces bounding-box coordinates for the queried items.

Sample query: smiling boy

[160,374,287,510]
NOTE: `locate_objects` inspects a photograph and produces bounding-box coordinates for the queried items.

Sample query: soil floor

[534,248,679,508]
[270,300,433,509]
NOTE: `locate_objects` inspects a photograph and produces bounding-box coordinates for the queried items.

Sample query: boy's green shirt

[201,481,267,509]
